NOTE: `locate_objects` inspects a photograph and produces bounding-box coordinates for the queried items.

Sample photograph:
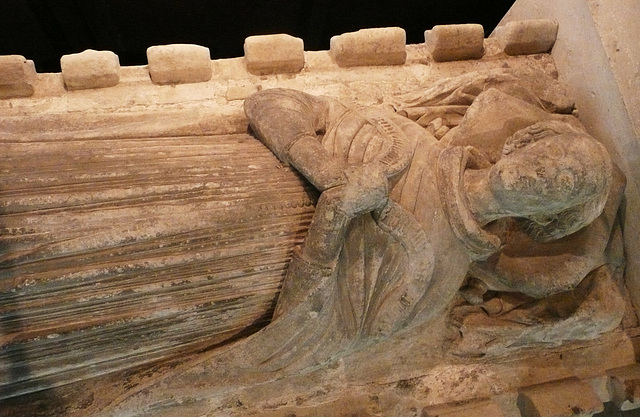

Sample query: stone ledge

[147,44,212,85]
[517,377,603,417]
[0,55,36,99]
[60,49,120,90]
[330,27,406,67]
[425,24,485,62]
[495,19,558,55]
[244,34,305,75]
[422,399,505,417]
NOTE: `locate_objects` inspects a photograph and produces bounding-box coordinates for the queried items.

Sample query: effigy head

[489,121,612,242]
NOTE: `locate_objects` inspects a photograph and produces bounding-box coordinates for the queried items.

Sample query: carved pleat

[0,133,316,399]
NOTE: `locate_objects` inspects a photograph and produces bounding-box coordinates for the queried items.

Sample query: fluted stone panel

[0,129,316,399]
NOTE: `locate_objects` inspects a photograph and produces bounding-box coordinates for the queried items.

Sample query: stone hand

[322,163,389,219]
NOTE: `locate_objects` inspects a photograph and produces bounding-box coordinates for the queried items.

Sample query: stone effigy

[96,74,629,417]
[238,74,622,369]
[0,16,639,417]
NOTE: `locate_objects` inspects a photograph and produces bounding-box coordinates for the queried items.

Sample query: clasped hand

[322,163,390,219]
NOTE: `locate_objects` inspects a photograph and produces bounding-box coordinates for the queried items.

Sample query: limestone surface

[518,378,603,417]
[244,34,305,75]
[0,55,36,98]
[60,49,120,90]
[496,19,559,55]
[425,24,485,62]
[330,27,406,67]
[147,44,212,84]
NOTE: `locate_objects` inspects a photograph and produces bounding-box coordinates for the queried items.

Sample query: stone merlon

[495,19,559,56]
[244,34,305,75]
[0,55,37,99]
[147,44,212,85]
[425,24,485,62]
[61,49,120,90]
[330,27,406,67]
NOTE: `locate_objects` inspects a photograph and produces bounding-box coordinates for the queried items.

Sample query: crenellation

[0,21,570,101]
[244,34,305,75]
[495,19,559,55]
[425,24,485,62]
[60,49,120,90]
[146,43,212,85]
[0,55,37,99]
[329,27,407,67]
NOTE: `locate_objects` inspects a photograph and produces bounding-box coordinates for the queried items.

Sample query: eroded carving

[239,70,624,365]
[92,70,626,416]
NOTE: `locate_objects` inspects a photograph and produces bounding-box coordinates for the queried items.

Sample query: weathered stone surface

[496,0,640,337]
[518,378,603,417]
[607,363,640,410]
[496,19,559,55]
[423,399,505,417]
[226,82,261,101]
[147,44,212,84]
[244,34,304,75]
[330,27,406,67]
[425,24,485,62]
[0,55,36,98]
[0,124,315,400]
[60,49,120,90]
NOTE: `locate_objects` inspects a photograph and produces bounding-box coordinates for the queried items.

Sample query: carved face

[488,132,611,220]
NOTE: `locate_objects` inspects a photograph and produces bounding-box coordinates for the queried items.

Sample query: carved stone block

[244,34,305,75]
[496,19,559,55]
[0,55,36,99]
[425,24,485,62]
[606,363,640,411]
[60,49,120,90]
[147,44,212,84]
[517,377,604,417]
[330,27,406,67]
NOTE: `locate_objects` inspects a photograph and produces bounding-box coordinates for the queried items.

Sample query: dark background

[0,0,515,73]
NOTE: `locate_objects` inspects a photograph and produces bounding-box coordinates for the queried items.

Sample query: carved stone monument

[0,4,639,417]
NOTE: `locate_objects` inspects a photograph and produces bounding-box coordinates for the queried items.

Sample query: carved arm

[244,89,389,267]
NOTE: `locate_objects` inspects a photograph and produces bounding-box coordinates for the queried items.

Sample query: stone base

[0,330,635,416]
